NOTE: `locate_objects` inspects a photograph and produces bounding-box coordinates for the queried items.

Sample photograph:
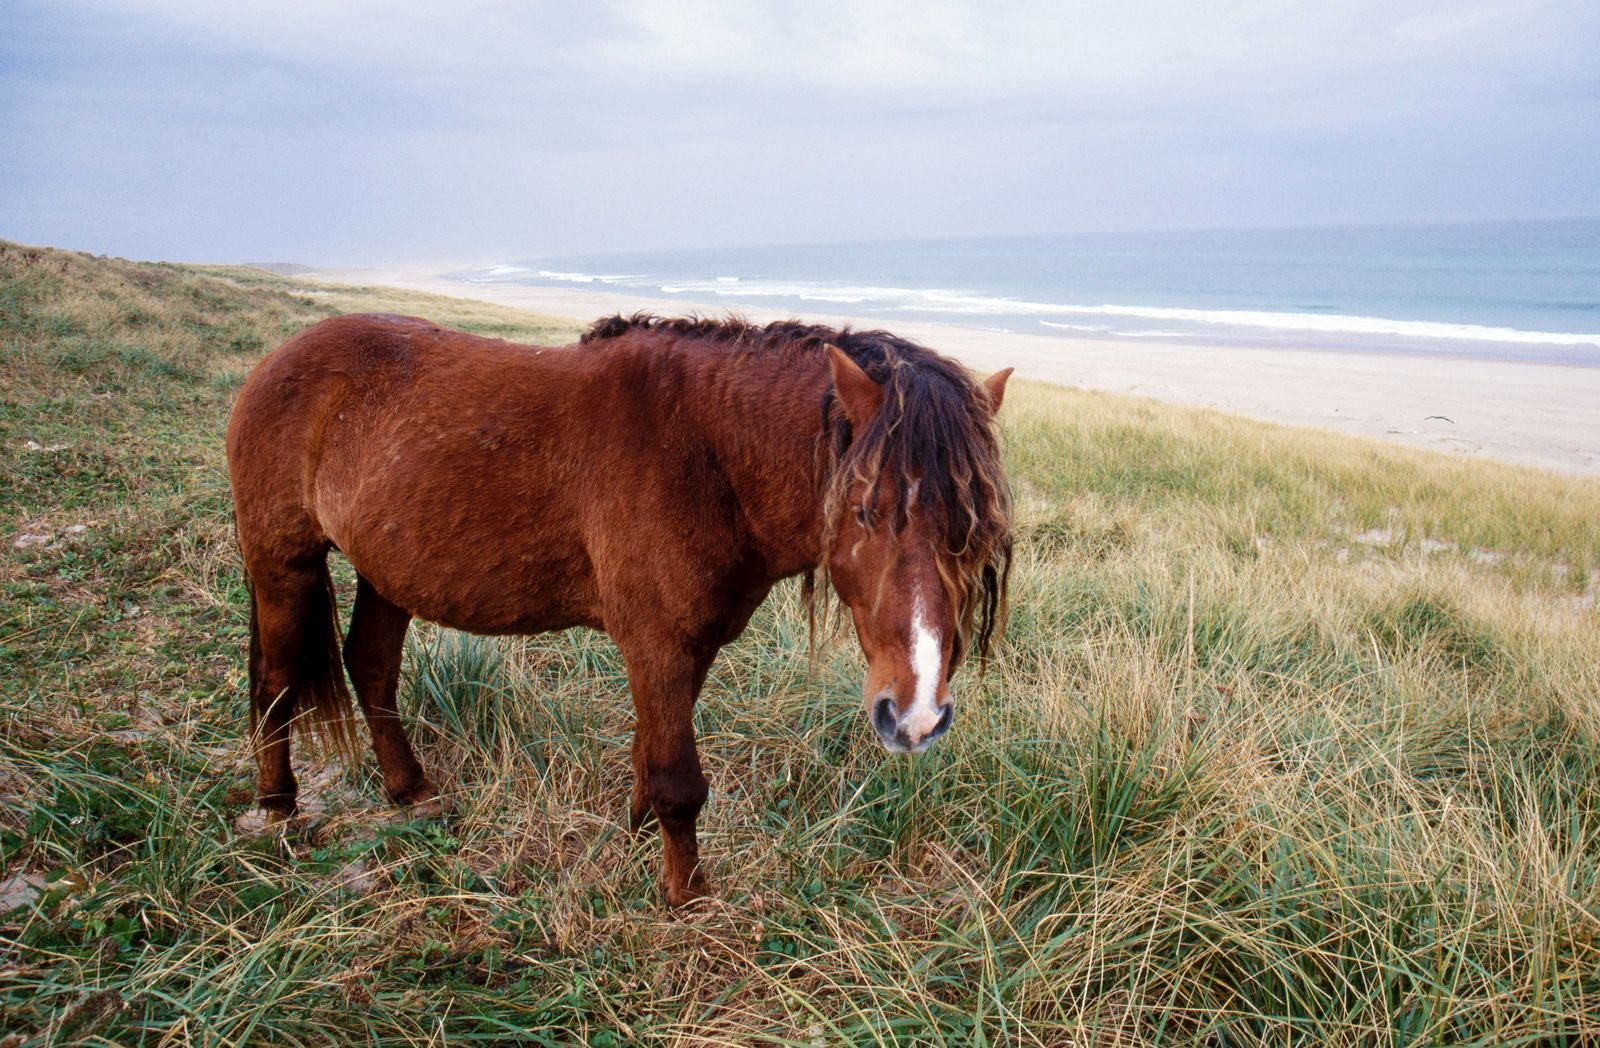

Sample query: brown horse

[226,312,1012,906]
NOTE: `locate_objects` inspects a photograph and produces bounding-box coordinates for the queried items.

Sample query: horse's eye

[854,506,870,528]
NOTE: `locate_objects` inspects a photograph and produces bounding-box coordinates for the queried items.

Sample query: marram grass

[3,239,1599,1045]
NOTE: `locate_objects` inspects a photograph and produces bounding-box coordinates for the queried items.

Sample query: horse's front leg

[618,639,715,907]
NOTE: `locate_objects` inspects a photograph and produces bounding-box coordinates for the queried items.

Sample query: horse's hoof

[234,809,271,835]
[404,794,451,819]
[389,776,448,817]
[237,804,296,835]
[665,870,711,910]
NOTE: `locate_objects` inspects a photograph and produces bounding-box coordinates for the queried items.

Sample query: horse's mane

[581,313,1012,668]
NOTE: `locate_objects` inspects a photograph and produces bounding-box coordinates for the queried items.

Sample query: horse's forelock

[817,332,1013,667]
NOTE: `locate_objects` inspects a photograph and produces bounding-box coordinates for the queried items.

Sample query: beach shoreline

[308,265,1600,477]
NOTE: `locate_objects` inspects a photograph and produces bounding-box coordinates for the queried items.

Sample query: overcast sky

[3,1,1597,265]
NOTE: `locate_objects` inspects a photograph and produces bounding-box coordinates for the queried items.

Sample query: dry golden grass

[3,238,1599,1044]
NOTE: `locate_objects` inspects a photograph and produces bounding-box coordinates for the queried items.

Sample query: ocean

[462,219,1600,364]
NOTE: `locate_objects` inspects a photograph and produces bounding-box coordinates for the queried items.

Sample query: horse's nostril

[932,701,954,736]
[872,695,898,736]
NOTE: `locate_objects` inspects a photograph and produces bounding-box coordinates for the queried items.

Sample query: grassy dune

[3,238,1600,1045]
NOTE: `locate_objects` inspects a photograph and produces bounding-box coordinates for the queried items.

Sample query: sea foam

[1037,304,1600,347]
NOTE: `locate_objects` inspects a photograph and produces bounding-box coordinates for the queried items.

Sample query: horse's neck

[690,350,829,580]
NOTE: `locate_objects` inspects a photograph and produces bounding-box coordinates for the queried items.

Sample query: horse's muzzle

[871,692,954,753]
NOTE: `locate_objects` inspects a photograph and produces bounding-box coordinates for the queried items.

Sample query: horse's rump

[229,314,604,634]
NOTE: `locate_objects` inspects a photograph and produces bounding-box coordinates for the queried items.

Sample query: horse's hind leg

[344,575,436,809]
[246,556,352,821]
[248,571,298,820]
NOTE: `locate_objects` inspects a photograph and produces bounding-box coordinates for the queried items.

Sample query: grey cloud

[3,0,1596,263]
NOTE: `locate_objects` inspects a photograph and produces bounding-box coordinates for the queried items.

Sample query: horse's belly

[339,524,601,636]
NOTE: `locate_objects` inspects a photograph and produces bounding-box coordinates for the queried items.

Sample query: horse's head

[819,342,1012,754]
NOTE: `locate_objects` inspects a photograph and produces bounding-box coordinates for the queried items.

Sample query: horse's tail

[245,558,360,763]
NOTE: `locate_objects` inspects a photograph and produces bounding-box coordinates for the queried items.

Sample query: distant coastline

[454,220,1600,366]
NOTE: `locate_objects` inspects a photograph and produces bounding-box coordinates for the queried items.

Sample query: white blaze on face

[901,593,945,743]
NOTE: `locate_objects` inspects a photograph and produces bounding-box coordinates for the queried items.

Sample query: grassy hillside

[3,238,1599,1045]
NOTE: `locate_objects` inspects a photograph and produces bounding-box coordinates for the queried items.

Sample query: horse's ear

[826,344,885,430]
[981,367,1013,416]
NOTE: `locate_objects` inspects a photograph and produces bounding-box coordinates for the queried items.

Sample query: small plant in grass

[403,628,516,753]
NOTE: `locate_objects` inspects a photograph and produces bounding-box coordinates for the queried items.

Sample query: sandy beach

[312,266,1600,477]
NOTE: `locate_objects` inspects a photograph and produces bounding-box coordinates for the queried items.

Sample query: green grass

[3,238,1600,1044]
